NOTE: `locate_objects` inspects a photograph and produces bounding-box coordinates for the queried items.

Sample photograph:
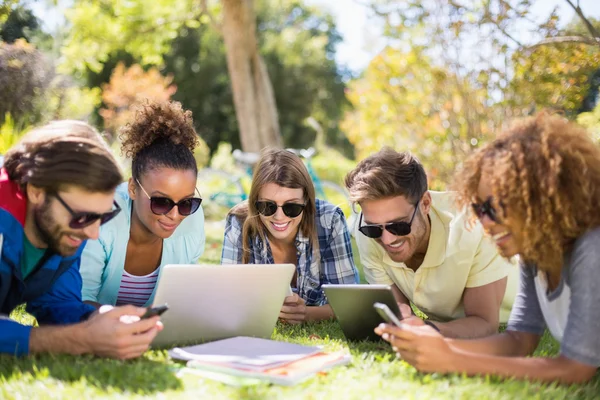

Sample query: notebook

[184,351,352,386]
[169,336,322,371]
[170,336,352,386]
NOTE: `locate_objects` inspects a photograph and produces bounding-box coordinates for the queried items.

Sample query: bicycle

[197,147,353,222]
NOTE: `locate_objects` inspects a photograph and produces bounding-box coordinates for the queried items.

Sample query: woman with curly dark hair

[80,101,205,307]
[375,112,600,384]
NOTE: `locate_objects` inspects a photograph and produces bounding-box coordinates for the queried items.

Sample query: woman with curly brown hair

[80,101,205,307]
[375,112,600,384]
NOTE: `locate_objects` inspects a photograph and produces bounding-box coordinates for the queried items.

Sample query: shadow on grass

[0,352,183,395]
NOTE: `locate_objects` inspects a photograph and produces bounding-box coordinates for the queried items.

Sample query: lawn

[1,223,599,399]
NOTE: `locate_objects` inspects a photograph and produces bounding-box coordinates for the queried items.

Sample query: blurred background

[1,0,599,220]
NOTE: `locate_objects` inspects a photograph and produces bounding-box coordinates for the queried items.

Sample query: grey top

[507,227,600,366]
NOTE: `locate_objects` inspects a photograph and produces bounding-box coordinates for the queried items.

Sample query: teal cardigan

[80,183,205,306]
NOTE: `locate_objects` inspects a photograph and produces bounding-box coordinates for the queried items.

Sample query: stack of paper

[169,336,351,386]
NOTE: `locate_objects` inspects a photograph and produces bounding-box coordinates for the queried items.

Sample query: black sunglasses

[255,200,306,218]
[358,201,420,239]
[54,193,121,229]
[136,178,202,216]
[471,197,501,223]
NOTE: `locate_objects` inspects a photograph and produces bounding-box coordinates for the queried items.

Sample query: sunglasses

[471,197,501,223]
[136,178,202,216]
[54,193,121,229]
[255,201,306,218]
[358,201,419,239]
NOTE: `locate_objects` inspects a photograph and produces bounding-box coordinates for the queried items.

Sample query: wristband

[423,319,440,332]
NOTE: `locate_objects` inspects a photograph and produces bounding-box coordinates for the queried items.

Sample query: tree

[342,47,494,189]
[363,0,600,116]
[61,0,350,155]
[61,0,283,152]
[0,5,39,43]
[221,0,282,151]
[0,39,54,125]
[99,63,177,141]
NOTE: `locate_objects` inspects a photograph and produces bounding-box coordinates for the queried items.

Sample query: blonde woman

[221,148,359,324]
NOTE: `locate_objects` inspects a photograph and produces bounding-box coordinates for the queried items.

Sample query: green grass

[1,224,599,399]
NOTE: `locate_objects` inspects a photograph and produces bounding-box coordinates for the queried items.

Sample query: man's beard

[33,199,82,256]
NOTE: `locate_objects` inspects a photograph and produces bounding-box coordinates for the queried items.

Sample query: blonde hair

[230,148,317,264]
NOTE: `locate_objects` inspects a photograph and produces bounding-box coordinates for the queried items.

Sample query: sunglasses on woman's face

[54,193,121,229]
[358,201,419,239]
[255,200,306,218]
[136,178,202,216]
[471,197,501,223]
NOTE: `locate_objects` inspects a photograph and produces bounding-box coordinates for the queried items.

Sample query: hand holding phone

[141,304,169,319]
[373,302,403,327]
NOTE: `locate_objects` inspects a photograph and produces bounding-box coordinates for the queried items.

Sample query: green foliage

[311,149,355,187]
[508,44,600,116]
[0,112,28,154]
[60,0,198,74]
[0,38,102,129]
[0,0,18,24]
[342,47,492,190]
[0,5,41,43]
[61,0,351,155]
[0,39,54,125]
[577,101,600,143]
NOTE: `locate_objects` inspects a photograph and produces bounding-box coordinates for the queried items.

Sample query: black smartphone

[373,302,403,326]
[141,304,169,319]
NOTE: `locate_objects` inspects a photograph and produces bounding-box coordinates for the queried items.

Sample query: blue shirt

[80,183,205,306]
[0,169,95,356]
[221,199,359,306]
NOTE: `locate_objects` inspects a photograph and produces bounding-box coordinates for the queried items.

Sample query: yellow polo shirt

[355,191,518,323]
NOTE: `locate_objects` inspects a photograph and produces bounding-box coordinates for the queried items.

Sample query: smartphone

[373,302,403,327]
[141,304,169,319]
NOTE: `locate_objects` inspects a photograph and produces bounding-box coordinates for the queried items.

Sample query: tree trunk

[221,0,282,152]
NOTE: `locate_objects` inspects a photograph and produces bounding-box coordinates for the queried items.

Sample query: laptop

[322,284,401,341]
[151,263,295,348]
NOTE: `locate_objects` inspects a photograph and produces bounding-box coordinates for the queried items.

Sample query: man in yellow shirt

[345,148,517,338]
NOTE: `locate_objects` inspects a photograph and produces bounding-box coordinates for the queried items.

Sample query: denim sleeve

[26,258,95,325]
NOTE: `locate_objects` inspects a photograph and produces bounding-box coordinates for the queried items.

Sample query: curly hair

[453,112,600,278]
[118,101,199,179]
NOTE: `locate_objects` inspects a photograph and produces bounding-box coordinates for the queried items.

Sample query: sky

[32,0,600,74]
[305,0,600,73]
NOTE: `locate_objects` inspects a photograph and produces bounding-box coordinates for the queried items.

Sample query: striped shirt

[116,268,160,307]
[221,199,360,306]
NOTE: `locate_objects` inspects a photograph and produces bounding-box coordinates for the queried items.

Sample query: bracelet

[423,319,440,332]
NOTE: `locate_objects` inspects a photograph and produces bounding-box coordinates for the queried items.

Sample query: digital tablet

[322,284,401,341]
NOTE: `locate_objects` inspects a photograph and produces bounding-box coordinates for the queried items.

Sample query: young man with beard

[0,120,162,358]
[345,148,518,338]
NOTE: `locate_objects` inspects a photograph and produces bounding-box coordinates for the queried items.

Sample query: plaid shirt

[221,199,359,306]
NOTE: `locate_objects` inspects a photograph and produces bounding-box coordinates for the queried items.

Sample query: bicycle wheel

[197,168,247,221]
